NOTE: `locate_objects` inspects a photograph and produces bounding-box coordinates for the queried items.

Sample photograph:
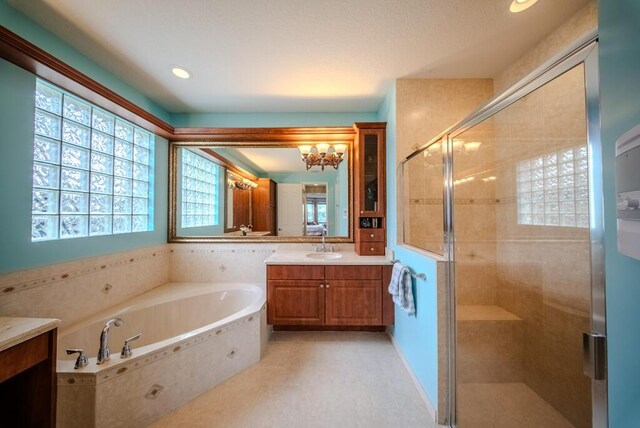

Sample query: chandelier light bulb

[315,143,330,156]
[298,145,312,157]
[333,144,348,156]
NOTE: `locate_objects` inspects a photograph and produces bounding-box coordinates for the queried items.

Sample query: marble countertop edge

[0,317,60,352]
[264,250,392,265]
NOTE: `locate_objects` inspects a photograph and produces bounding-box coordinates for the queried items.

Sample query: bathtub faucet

[97,317,124,364]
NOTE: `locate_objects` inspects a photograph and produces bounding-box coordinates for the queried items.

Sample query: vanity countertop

[224,230,271,236]
[264,249,392,265]
[0,317,59,352]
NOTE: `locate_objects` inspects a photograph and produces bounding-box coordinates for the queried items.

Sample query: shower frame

[401,29,606,427]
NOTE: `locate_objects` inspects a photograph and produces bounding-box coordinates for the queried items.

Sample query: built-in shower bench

[456,305,523,384]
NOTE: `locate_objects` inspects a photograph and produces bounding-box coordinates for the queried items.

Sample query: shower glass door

[450,59,601,428]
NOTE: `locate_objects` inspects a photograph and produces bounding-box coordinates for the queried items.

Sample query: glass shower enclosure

[401,33,606,428]
[445,36,606,428]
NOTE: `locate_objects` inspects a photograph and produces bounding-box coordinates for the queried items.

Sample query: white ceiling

[9,0,589,114]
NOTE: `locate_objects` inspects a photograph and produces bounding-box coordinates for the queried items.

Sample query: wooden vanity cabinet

[267,264,394,328]
[251,178,277,235]
[0,328,57,427]
[353,123,387,255]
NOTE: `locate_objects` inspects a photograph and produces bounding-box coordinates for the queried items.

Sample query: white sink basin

[305,252,343,260]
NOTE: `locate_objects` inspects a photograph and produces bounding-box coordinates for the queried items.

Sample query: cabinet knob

[370,234,374,238]
[370,247,375,252]
[326,284,330,288]
[320,284,324,288]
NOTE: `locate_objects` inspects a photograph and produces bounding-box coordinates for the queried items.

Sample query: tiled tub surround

[56,282,266,427]
[168,243,373,284]
[0,244,170,328]
[168,243,279,284]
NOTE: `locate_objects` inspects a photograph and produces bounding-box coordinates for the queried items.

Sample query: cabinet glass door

[363,133,379,212]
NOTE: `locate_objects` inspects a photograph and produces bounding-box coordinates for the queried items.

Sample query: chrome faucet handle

[120,333,142,359]
[66,348,88,369]
[329,245,335,253]
[313,245,319,252]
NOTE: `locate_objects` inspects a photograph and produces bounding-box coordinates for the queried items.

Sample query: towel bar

[391,259,427,281]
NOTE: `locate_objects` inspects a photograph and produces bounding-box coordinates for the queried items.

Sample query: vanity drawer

[325,265,381,280]
[357,242,386,256]
[0,333,49,383]
[358,229,385,242]
[267,265,325,280]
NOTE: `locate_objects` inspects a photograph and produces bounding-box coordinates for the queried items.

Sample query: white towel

[388,262,415,316]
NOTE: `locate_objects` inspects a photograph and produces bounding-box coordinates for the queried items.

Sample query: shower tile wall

[0,244,170,327]
[397,78,493,254]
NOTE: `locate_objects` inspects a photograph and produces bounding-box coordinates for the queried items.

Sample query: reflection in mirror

[173,145,349,239]
[403,141,445,255]
[304,184,328,236]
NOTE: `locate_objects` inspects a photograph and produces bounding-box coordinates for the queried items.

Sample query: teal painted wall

[0,1,171,274]
[171,112,377,128]
[0,59,168,274]
[379,83,439,405]
[599,2,640,427]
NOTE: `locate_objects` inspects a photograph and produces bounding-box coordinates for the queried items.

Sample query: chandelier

[227,175,258,191]
[298,143,347,171]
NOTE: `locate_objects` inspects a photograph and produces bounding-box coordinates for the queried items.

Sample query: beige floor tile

[150,331,437,428]
[457,382,576,428]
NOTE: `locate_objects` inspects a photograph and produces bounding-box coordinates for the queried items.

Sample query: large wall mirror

[169,129,354,242]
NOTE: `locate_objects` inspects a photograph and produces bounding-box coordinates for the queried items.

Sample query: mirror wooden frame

[168,126,356,243]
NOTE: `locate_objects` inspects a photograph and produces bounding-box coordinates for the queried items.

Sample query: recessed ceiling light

[510,0,538,13]
[171,66,191,79]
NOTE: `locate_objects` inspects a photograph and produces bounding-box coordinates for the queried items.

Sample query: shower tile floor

[151,331,436,428]
[457,383,575,428]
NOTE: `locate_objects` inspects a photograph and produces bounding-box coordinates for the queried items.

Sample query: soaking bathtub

[56,282,266,428]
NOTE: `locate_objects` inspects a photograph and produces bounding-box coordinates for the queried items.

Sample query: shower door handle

[583,332,606,380]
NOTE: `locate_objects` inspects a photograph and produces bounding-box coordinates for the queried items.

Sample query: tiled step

[457,305,521,321]
[456,305,524,383]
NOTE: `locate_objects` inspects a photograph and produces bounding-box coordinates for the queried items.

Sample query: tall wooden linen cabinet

[251,178,277,235]
[353,122,387,255]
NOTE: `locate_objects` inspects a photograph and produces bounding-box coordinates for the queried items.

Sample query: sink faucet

[321,228,327,253]
[97,317,124,364]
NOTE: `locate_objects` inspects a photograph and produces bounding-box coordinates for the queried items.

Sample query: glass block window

[516,146,589,228]
[32,79,154,241]
[181,150,219,228]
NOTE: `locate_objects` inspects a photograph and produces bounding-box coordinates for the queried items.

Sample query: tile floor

[151,331,436,428]
[457,383,576,428]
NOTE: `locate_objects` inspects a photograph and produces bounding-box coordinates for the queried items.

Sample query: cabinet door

[267,280,325,325]
[325,280,382,325]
